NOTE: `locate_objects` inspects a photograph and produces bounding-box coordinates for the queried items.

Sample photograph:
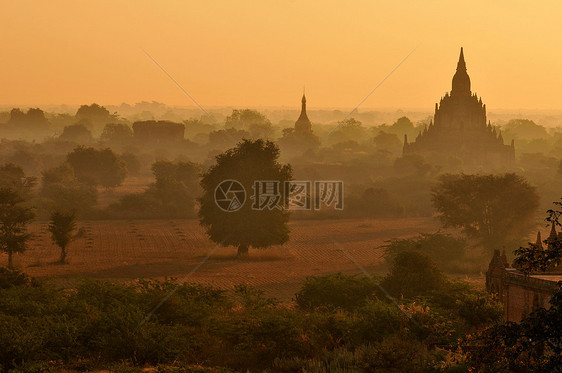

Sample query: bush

[295,273,380,311]
[0,271,490,372]
[0,266,37,289]
[381,232,467,271]
[455,292,503,327]
[424,280,503,329]
[381,251,445,298]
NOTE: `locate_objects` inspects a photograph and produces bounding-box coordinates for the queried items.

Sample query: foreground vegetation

[0,252,503,373]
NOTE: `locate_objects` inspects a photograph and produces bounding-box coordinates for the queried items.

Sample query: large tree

[199,139,292,257]
[48,210,76,264]
[0,188,35,268]
[431,173,539,247]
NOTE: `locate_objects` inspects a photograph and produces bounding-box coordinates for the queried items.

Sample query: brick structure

[486,225,562,322]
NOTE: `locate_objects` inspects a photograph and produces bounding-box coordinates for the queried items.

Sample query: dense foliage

[199,139,292,256]
[0,259,503,372]
[381,232,472,273]
[431,173,539,248]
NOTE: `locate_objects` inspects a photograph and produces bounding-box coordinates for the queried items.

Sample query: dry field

[6,218,443,300]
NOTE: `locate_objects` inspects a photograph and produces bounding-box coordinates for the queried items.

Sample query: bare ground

[7,217,451,300]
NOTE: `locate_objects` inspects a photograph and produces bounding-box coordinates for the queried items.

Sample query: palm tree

[48,210,76,264]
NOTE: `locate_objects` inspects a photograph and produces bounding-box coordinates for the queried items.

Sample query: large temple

[403,48,515,168]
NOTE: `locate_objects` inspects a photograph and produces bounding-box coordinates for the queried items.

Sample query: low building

[486,226,562,322]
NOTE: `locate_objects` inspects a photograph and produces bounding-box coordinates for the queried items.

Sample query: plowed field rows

[7,218,438,299]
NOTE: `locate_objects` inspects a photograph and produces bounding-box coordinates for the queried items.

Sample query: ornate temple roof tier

[403,48,515,168]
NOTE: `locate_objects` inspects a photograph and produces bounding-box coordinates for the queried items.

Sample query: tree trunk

[60,246,67,264]
[237,244,249,258]
[8,251,13,269]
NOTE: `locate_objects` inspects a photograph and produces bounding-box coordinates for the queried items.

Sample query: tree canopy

[199,139,292,257]
[59,123,93,143]
[40,163,97,217]
[66,146,127,188]
[224,109,272,139]
[0,188,35,268]
[48,210,76,264]
[431,173,539,247]
[0,163,37,198]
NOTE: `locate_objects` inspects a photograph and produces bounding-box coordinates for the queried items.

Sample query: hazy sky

[1,1,561,111]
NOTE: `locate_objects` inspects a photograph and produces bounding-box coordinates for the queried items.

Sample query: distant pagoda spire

[548,221,558,241]
[295,91,312,133]
[536,231,543,249]
[451,47,471,96]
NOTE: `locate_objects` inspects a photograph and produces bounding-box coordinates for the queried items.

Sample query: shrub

[0,266,37,289]
[381,251,445,298]
[381,232,467,270]
[295,273,380,311]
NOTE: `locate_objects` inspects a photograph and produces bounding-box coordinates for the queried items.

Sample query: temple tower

[295,93,312,134]
[403,48,515,168]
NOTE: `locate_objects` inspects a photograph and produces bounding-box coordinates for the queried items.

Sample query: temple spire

[295,92,312,133]
[536,231,543,249]
[451,47,471,96]
[457,47,466,71]
[548,221,558,241]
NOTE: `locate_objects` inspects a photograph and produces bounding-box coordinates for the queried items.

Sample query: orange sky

[1,1,561,111]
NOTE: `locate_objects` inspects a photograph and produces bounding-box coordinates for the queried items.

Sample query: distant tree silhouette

[199,139,292,257]
[225,109,272,139]
[327,118,367,144]
[6,150,43,176]
[373,130,402,152]
[75,104,116,131]
[8,108,51,138]
[0,188,35,268]
[390,116,415,135]
[59,123,93,143]
[431,173,539,248]
[502,118,549,140]
[40,163,97,217]
[393,154,432,175]
[151,160,200,193]
[108,159,198,219]
[100,123,133,145]
[208,128,249,149]
[0,163,37,198]
[120,153,141,176]
[66,146,127,188]
[9,108,49,127]
[48,210,76,264]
